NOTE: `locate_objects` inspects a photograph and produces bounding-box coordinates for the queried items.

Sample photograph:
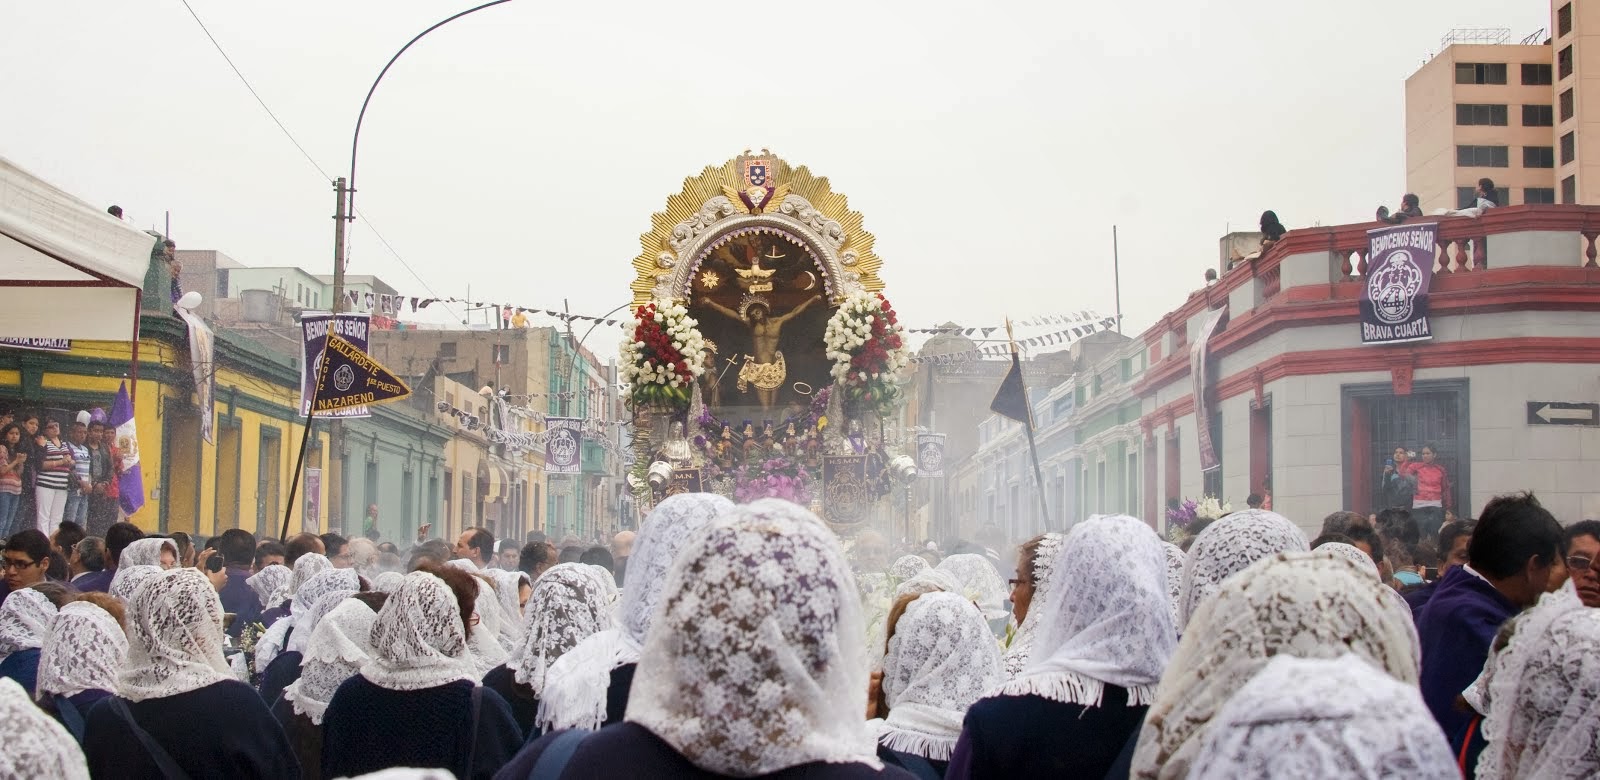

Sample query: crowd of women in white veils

[0,498,1596,778]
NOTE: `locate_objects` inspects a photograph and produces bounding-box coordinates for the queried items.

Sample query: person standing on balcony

[1378,193,1424,224]
[1475,178,1499,208]
[1258,211,1287,252]
[1403,443,1451,538]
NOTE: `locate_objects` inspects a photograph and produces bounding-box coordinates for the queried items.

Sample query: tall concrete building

[1407,6,1600,209]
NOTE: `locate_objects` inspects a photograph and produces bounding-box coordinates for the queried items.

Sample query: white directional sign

[1527,402,1599,426]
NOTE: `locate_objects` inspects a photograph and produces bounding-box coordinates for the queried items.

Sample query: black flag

[313,333,412,413]
[990,353,1031,426]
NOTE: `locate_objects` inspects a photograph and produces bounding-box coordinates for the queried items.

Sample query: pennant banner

[544,417,582,474]
[301,313,373,418]
[915,433,947,478]
[1360,223,1437,345]
[311,334,412,413]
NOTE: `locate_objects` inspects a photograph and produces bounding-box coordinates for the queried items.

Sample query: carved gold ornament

[699,270,721,290]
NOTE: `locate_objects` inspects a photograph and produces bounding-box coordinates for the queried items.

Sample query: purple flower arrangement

[1166,499,1199,528]
[732,457,812,504]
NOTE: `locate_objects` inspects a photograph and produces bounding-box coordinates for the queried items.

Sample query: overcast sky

[5,1,1546,358]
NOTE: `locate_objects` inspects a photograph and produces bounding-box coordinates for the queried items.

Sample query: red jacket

[1402,461,1450,506]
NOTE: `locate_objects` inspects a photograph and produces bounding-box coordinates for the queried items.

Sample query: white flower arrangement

[619,300,706,408]
[1194,496,1232,521]
[824,291,910,417]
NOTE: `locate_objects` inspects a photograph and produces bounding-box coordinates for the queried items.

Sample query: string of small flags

[343,289,1110,339]
[907,318,1119,364]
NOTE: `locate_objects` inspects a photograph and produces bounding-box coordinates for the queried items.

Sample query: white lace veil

[372,571,406,594]
[0,588,56,663]
[117,538,177,569]
[359,570,478,691]
[109,564,161,603]
[292,567,358,618]
[626,498,881,776]
[1160,542,1185,629]
[934,554,1008,622]
[466,574,510,677]
[287,553,333,598]
[0,677,89,779]
[1003,515,1175,707]
[1189,654,1456,779]
[1177,509,1308,628]
[1313,542,1379,578]
[284,598,379,725]
[888,555,930,582]
[536,492,730,732]
[506,563,613,694]
[1002,533,1066,680]
[1132,552,1420,779]
[38,601,125,700]
[286,581,360,656]
[874,591,1003,760]
[1477,588,1600,779]
[119,568,234,703]
[490,570,531,639]
[247,564,291,610]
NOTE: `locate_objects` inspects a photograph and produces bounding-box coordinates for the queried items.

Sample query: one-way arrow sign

[1526,401,1599,426]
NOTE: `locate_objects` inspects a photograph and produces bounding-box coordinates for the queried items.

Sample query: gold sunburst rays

[630,155,884,305]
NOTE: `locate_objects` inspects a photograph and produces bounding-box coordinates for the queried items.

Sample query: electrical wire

[174,0,460,320]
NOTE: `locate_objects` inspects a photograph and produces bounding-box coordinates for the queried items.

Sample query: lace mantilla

[887,555,929,581]
[1160,542,1185,630]
[1177,509,1307,628]
[287,553,332,597]
[286,569,362,654]
[38,601,125,700]
[1189,654,1456,779]
[0,678,89,779]
[1132,552,1420,780]
[1003,516,1174,707]
[877,591,1002,760]
[1314,542,1379,578]
[109,564,161,602]
[0,588,55,663]
[247,563,291,610]
[490,569,531,643]
[626,498,881,777]
[1477,588,1600,779]
[1002,533,1066,680]
[372,571,406,594]
[284,598,378,725]
[360,571,478,692]
[119,568,234,703]
[507,563,613,693]
[934,554,1008,622]
[117,537,177,569]
[537,492,731,732]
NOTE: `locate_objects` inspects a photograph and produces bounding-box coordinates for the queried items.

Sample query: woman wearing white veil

[534,492,731,734]
[483,562,613,735]
[502,499,907,779]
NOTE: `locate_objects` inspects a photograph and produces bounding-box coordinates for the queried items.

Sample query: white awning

[0,156,154,340]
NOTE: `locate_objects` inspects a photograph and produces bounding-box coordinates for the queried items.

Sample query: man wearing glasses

[2,529,52,593]
[1564,520,1600,608]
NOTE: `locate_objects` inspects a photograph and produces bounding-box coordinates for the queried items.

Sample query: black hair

[45,550,68,582]
[4,530,52,566]
[55,521,86,554]
[1402,193,1420,209]
[558,545,585,564]
[75,537,106,572]
[107,205,123,218]
[1469,492,1563,579]
[1421,442,1441,455]
[579,545,615,573]
[1320,511,1367,537]
[254,540,286,568]
[0,424,23,448]
[216,528,256,566]
[1564,519,1600,549]
[1375,508,1420,546]
[462,528,494,563]
[1477,178,1498,205]
[1343,525,1385,564]
[319,533,349,559]
[1245,494,1264,509]
[1311,533,1355,549]
[104,522,144,566]
[517,541,548,576]
[525,530,547,546]
[1438,520,1474,555]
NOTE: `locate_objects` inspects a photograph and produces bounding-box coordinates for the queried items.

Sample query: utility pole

[327,177,350,534]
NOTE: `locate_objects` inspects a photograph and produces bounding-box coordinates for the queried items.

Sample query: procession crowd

[0,486,1593,779]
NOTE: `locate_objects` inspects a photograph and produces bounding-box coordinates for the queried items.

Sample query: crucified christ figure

[701,294,821,410]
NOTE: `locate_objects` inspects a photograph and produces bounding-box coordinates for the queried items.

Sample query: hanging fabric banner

[544,417,582,474]
[300,312,373,418]
[1191,307,1228,473]
[175,308,216,444]
[915,433,946,478]
[822,455,869,529]
[1361,222,1437,344]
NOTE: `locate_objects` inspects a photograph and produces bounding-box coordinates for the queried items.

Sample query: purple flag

[111,381,146,516]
